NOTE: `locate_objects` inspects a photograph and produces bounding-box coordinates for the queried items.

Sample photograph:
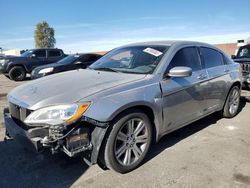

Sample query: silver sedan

[3,41,242,173]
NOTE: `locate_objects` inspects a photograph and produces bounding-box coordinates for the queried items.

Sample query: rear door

[160,47,209,132]
[47,50,63,64]
[199,47,228,111]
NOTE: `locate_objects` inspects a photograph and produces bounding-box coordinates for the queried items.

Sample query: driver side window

[167,47,201,72]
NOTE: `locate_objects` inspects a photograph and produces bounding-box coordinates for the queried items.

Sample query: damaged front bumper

[3,108,109,164]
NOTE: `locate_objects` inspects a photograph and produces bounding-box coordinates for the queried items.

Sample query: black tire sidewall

[104,110,152,173]
[9,66,26,81]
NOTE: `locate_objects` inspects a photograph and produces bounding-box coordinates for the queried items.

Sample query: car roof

[120,40,215,48]
[239,44,250,48]
[119,40,225,55]
[28,48,62,51]
[72,53,102,56]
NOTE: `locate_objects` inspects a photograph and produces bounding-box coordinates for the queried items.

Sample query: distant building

[215,39,250,56]
[2,49,22,56]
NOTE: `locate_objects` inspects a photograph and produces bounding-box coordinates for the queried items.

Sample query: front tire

[103,110,152,173]
[9,66,26,81]
[222,86,240,118]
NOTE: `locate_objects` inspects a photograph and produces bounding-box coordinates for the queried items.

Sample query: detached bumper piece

[3,108,93,157]
[3,109,44,152]
[63,128,92,157]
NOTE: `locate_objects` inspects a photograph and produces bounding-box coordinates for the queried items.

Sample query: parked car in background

[3,41,241,173]
[232,44,250,88]
[31,53,102,79]
[0,48,66,81]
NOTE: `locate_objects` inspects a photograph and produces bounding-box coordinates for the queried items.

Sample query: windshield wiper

[94,67,120,72]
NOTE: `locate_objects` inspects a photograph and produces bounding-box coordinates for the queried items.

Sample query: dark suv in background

[232,44,250,88]
[0,48,66,81]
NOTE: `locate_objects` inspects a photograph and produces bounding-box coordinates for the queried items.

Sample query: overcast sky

[0,0,250,53]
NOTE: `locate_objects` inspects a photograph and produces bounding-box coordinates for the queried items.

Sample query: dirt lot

[0,74,250,188]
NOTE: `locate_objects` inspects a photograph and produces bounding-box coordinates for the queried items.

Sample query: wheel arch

[108,103,158,143]
[223,81,241,108]
[7,63,28,73]
[95,103,158,169]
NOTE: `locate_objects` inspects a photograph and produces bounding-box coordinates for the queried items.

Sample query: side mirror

[74,61,82,65]
[74,61,87,68]
[168,66,192,78]
[31,54,36,58]
[231,55,236,59]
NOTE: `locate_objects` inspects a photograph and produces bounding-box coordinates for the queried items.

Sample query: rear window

[48,50,61,57]
[200,47,223,68]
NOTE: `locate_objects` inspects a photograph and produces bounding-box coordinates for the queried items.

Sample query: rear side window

[33,50,46,58]
[48,50,61,57]
[200,47,223,68]
[168,47,201,71]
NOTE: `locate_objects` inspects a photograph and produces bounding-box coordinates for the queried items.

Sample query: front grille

[241,63,250,72]
[9,102,31,122]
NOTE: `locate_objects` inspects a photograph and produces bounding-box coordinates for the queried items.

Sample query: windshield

[57,55,79,65]
[21,50,33,57]
[89,45,168,74]
[237,46,250,58]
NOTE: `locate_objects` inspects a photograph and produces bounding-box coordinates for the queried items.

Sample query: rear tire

[103,110,152,173]
[222,86,240,118]
[9,66,26,81]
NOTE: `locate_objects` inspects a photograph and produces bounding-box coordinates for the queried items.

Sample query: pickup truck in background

[0,48,66,81]
[232,44,250,89]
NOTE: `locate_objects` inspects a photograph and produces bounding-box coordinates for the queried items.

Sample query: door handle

[224,69,229,73]
[197,74,207,80]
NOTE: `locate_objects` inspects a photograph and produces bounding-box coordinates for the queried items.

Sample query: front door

[160,47,209,133]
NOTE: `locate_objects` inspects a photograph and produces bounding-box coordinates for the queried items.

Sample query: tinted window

[33,50,46,58]
[236,45,250,58]
[201,47,223,68]
[168,47,201,71]
[48,50,61,57]
[57,55,78,65]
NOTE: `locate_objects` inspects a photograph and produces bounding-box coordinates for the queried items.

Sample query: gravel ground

[0,74,250,188]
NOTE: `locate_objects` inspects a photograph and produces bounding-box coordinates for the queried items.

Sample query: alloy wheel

[114,118,148,166]
[228,88,240,115]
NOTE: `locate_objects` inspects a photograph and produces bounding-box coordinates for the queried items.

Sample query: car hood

[3,56,30,62]
[8,69,146,110]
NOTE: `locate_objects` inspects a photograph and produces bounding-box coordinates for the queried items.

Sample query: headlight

[38,67,54,74]
[0,59,8,64]
[24,103,91,126]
